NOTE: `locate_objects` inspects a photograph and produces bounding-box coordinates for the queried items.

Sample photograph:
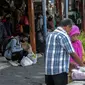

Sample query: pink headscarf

[69,25,83,63]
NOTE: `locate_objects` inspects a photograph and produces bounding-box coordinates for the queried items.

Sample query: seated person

[20,33,32,54]
[4,35,23,66]
[20,33,37,64]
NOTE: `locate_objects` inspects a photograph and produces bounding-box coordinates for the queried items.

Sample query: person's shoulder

[78,40,82,43]
[76,40,82,45]
[58,32,69,38]
[46,31,53,36]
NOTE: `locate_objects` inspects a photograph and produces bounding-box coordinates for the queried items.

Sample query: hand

[70,62,77,68]
[82,63,85,67]
[69,62,77,72]
[83,61,85,64]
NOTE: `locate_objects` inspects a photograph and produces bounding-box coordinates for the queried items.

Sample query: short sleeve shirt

[45,27,75,75]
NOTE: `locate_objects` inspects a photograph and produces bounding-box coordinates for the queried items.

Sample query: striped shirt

[45,27,75,75]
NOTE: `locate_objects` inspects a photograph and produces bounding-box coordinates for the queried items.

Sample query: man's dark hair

[59,18,74,27]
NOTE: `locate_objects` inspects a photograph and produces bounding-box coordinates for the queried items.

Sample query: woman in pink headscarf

[69,25,85,70]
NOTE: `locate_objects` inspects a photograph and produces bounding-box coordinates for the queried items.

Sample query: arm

[70,52,84,66]
[82,46,85,64]
[69,62,77,72]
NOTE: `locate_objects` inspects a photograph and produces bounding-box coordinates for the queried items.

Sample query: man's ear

[63,26,67,30]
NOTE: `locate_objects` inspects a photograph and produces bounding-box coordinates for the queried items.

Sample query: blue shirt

[45,27,74,75]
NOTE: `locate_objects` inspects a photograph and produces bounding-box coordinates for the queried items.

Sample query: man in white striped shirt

[45,18,84,85]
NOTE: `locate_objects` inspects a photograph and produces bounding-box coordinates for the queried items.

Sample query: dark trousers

[12,50,28,63]
[45,72,68,85]
[12,51,23,63]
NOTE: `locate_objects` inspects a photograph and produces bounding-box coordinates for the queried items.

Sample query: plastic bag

[20,56,33,66]
[27,53,37,64]
[72,69,85,80]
